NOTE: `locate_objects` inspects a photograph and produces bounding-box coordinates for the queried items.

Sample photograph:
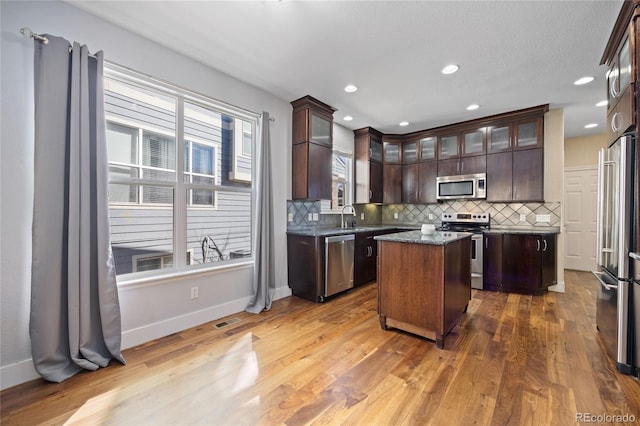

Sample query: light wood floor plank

[2,271,640,425]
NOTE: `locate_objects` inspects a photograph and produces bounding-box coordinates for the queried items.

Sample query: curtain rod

[20,27,48,44]
[19,27,275,122]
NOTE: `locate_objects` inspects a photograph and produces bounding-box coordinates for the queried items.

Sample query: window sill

[116,259,254,289]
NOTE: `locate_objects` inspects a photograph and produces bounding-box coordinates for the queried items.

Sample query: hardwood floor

[2,270,640,425]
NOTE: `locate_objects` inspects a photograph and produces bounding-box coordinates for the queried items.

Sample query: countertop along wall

[1,0,292,390]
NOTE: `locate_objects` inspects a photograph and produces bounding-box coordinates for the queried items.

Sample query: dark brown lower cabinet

[355,229,400,286]
[355,232,377,285]
[483,232,557,294]
[287,234,324,302]
[483,233,502,292]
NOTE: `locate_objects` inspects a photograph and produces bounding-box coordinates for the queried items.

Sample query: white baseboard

[0,359,40,391]
[548,281,565,293]
[1,285,293,391]
[122,284,292,349]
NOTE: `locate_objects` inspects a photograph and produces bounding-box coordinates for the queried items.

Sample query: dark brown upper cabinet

[291,95,336,200]
[461,127,486,156]
[383,139,403,164]
[437,133,459,160]
[354,127,384,204]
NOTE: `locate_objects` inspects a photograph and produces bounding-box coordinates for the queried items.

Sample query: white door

[563,166,598,271]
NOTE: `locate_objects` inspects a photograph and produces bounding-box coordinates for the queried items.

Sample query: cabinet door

[383,164,402,204]
[486,151,513,201]
[402,163,419,204]
[419,136,437,161]
[369,160,383,203]
[438,134,459,159]
[403,141,419,164]
[437,158,460,176]
[513,148,543,201]
[383,142,402,164]
[487,124,511,152]
[307,143,333,199]
[461,128,486,156]
[502,234,541,294]
[354,233,376,285]
[483,233,502,292]
[460,155,486,175]
[541,235,557,289]
[310,112,332,146]
[370,138,383,162]
[418,161,437,203]
[514,118,543,149]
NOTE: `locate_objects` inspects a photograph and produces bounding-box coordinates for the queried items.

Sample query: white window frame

[105,63,259,281]
[321,148,353,214]
[132,249,194,273]
[184,136,220,208]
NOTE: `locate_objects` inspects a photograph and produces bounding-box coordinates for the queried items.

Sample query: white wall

[0,0,292,389]
[544,109,565,292]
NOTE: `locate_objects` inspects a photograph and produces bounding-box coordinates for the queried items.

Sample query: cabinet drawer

[607,83,634,142]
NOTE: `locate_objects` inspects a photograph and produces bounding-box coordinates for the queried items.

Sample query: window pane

[143,131,175,170]
[192,143,214,175]
[187,191,251,264]
[110,185,174,275]
[242,121,252,156]
[107,122,137,164]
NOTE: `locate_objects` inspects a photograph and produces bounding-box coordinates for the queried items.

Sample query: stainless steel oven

[440,212,490,290]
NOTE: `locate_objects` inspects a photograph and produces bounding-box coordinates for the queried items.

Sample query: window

[104,66,257,277]
[320,149,353,213]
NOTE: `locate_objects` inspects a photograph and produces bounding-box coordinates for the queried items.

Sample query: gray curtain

[246,112,275,313]
[30,35,125,382]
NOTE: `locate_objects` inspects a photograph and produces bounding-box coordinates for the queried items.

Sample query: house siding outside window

[104,70,256,277]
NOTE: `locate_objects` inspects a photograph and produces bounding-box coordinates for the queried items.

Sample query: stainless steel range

[440,212,490,290]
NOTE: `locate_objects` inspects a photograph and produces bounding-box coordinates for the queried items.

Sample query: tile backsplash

[287,200,560,229]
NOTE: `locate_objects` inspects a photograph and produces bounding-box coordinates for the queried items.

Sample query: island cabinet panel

[377,237,471,349]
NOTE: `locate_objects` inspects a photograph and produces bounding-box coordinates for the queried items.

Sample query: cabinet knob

[543,239,548,252]
[536,239,541,252]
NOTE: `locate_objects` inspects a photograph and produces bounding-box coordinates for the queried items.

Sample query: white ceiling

[67,0,623,139]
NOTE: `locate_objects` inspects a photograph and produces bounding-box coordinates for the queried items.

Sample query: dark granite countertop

[374,230,472,245]
[484,226,560,235]
[286,225,416,237]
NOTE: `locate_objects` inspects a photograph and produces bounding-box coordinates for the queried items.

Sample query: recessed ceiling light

[343,115,353,121]
[574,76,594,85]
[399,121,409,127]
[466,104,480,111]
[596,100,608,107]
[344,84,358,93]
[585,123,598,129]
[441,64,459,75]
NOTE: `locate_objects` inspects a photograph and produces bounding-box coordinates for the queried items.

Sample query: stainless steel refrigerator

[593,132,638,376]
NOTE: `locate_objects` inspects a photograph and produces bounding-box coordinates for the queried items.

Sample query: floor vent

[214,317,241,329]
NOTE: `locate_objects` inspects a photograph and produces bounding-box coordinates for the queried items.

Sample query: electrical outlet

[520,213,527,222]
[308,213,313,221]
[536,214,551,223]
[393,212,399,219]
[312,213,319,221]
[360,213,364,220]
[288,213,293,222]
[190,286,199,299]
[428,213,434,220]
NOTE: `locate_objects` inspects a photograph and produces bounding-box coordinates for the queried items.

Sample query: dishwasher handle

[325,234,355,244]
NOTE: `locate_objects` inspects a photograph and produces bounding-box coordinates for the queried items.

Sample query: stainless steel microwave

[436,173,486,200]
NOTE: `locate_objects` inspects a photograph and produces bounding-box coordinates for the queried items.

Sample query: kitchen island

[374,230,472,349]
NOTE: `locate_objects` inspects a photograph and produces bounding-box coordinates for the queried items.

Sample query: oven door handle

[591,271,618,291]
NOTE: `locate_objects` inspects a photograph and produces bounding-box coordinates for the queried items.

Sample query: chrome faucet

[341,204,356,228]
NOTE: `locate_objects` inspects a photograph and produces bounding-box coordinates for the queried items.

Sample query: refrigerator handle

[596,149,605,265]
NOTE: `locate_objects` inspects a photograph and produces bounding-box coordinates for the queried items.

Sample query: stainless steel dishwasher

[324,234,355,299]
